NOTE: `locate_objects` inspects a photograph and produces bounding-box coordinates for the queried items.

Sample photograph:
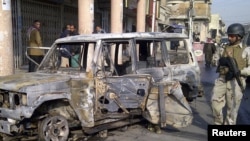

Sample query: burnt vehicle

[0,32,195,140]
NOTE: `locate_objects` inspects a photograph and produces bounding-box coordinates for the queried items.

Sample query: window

[97,40,132,76]
[136,40,165,68]
[165,40,189,65]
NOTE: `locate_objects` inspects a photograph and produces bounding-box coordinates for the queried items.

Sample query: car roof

[54,32,189,44]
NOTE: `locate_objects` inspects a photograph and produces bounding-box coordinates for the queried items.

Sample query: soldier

[211,23,250,125]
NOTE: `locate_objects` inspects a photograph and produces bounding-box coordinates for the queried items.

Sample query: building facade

[9,0,223,69]
[209,14,226,43]
[11,0,149,68]
[12,0,78,68]
[165,0,212,42]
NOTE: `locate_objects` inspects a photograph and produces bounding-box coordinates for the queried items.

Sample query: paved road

[84,61,250,141]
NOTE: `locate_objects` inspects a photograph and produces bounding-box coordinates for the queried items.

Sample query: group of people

[26,20,106,71]
[59,24,80,67]
[26,21,80,71]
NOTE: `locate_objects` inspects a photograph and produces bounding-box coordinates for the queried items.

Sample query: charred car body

[0,32,199,140]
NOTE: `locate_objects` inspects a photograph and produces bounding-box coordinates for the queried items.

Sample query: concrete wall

[0,0,14,75]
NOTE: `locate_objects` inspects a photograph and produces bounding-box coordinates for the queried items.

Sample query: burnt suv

[0,32,196,140]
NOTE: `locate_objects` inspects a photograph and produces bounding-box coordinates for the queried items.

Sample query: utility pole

[151,0,156,32]
[188,0,194,42]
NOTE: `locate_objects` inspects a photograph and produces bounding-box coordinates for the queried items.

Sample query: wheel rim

[39,116,69,141]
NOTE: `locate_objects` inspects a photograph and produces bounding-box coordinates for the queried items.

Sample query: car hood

[0,72,71,92]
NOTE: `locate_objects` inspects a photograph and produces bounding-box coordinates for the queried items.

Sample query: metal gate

[11,0,77,68]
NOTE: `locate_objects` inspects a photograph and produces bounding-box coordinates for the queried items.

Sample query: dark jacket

[203,42,216,63]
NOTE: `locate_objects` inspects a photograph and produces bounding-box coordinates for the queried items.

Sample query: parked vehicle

[0,32,197,140]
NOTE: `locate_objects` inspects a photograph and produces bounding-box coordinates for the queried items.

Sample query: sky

[211,0,250,27]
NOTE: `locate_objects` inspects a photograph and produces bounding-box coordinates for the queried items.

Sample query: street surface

[85,61,250,141]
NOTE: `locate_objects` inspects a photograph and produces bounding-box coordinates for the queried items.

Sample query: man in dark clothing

[68,24,80,67]
[69,24,79,36]
[203,38,216,67]
[59,24,79,67]
[60,24,71,38]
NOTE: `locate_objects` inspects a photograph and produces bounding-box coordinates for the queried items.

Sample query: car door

[93,39,152,115]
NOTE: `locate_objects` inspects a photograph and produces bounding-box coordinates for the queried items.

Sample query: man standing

[69,24,79,36]
[68,24,80,67]
[211,23,250,125]
[203,38,216,67]
[27,20,44,72]
[60,24,71,38]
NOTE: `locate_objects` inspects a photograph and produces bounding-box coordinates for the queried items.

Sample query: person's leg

[208,53,213,66]
[224,79,244,125]
[37,56,44,64]
[205,54,210,67]
[29,55,44,72]
[28,55,36,72]
[211,77,227,125]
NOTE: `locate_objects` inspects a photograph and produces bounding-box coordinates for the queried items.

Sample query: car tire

[38,115,69,141]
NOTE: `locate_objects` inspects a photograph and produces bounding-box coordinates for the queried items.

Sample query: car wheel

[38,115,69,141]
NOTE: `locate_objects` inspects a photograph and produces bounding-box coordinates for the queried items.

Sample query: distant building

[209,14,226,43]
[165,0,212,42]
